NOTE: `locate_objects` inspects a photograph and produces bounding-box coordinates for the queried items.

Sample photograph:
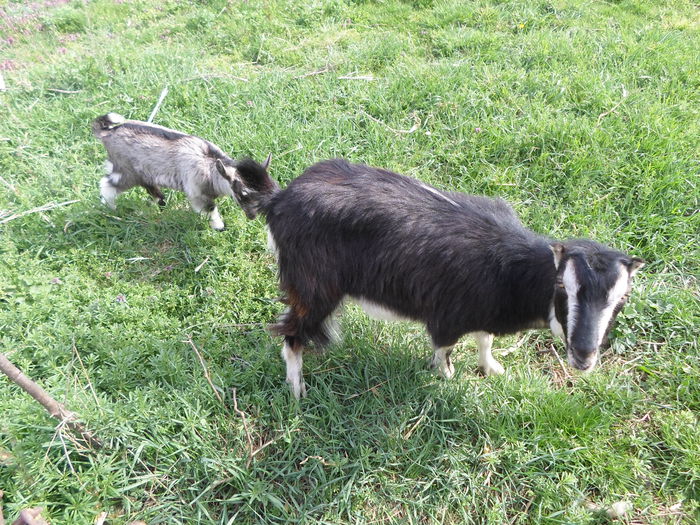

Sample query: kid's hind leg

[143,184,166,208]
[100,171,134,210]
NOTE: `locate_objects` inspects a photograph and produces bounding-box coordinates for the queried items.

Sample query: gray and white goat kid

[92,113,271,230]
[220,159,645,399]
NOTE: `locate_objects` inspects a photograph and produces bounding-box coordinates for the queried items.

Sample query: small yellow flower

[518,23,525,29]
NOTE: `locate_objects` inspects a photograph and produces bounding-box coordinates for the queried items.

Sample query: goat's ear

[627,257,645,277]
[216,159,232,183]
[232,179,245,199]
[262,153,272,170]
[550,243,566,269]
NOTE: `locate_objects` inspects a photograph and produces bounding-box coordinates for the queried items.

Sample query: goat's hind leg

[281,336,306,399]
[144,184,166,208]
[100,170,136,211]
[274,290,342,399]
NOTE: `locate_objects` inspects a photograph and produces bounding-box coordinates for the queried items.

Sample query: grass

[0,0,698,523]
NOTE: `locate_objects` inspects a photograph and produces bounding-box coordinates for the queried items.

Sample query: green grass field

[1,0,698,523]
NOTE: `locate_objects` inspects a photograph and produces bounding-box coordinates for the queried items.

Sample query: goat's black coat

[262,159,570,348]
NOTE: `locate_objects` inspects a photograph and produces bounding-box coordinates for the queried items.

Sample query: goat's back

[265,159,555,339]
[95,119,224,192]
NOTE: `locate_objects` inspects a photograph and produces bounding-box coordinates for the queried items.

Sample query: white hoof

[479,359,505,377]
[429,350,455,379]
[287,378,307,399]
[208,208,225,231]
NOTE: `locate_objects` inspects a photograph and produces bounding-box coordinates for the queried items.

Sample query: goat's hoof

[287,379,307,399]
[428,355,455,379]
[157,199,166,208]
[478,360,505,377]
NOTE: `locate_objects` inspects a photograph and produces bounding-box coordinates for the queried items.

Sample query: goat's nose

[568,351,597,373]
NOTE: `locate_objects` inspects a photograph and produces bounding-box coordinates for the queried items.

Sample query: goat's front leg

[474,332,504,376]
[188,194,225,231]
[429,345,455,379]
[281,337,306,399]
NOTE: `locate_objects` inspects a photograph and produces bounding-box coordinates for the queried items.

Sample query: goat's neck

[509,240,558,328]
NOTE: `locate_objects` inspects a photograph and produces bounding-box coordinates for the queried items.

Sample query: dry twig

[194,256,210,273]
[294,67,330,79]
[360,110,421,135]
[0,490,5,525]
[147,86,169,123]
[596,85,628,126]
[299,455,334,466]
[231,388,254,466]
[94,511,108,525]
[549,344,572,380]
[338,72,374,81]
[0,200,78,225]
[184,73,249,83]
[0,352,102,449]
[183,336,224,404]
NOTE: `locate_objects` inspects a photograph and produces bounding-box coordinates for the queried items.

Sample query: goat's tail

[91,112,126,137]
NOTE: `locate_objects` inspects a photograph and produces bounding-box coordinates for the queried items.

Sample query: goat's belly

[348,296,409,322]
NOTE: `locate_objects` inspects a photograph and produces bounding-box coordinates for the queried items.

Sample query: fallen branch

[147,86,169,123]
[0,352,102,449]
[338,73,374,81]
[194,256,210,273]
[0,200,79,225]
[596,85,628,126]
[360,110,421,135]
[231,388,254,467]
[184,336,224,404]
[549,344,572,380]
[294,67,330,79]
[184,73,249,83]
[47,88,81,94]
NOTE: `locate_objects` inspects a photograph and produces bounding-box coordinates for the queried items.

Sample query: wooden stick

[147,86,169,123]
[47,88,81,94]
[184,336,224,404]
[360,110,421,135]
[0,200,78,225]
[232,388,255,467]
[596,85,628,126]
[549,344,572,380]
[0,352,102,449]
[294,67,330,79]
[194,256,210,273]
[338,73,374,81]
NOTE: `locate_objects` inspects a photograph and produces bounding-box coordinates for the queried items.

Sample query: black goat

[220,159,644,398]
